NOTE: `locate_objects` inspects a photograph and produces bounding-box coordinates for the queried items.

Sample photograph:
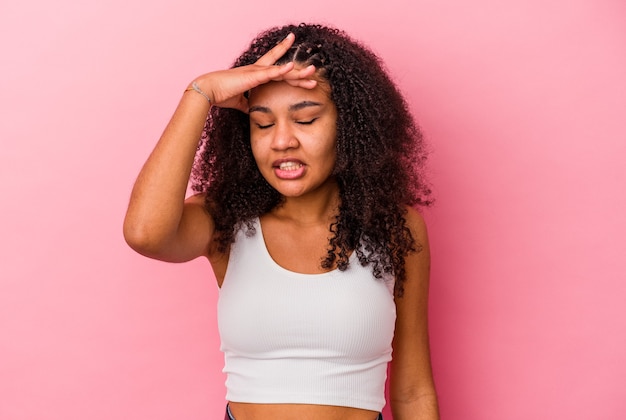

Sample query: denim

[225,404,235,420]
[224,404,383,419]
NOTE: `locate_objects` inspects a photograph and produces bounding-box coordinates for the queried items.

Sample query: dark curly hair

[191,23,431,296]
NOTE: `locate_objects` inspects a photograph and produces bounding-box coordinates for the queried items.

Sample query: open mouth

[276,161,304,171]
[272,159,306,179]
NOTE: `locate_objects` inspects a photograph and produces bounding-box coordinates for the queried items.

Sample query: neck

[272,179,340,226]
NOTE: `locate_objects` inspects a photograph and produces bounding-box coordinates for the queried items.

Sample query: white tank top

[217,218,396,412]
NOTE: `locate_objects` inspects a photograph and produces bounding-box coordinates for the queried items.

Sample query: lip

[272,158,306,180]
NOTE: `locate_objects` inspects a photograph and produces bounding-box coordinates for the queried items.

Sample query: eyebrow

[249,101,323,114]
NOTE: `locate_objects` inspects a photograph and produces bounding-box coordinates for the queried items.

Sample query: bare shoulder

[403,205,429,254]
[394,206,430,313]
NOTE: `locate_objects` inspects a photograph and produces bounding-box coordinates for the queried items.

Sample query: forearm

[123,89,211,251]
[391,393,439,420]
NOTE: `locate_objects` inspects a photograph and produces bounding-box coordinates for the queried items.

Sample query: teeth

[279,162,302,170]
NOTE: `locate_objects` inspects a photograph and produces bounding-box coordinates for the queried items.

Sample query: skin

[124,33,439,420]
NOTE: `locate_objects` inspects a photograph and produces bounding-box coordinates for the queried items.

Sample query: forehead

[248,80,332,109]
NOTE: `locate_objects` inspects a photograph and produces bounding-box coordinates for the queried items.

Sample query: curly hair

[191,23,431,296]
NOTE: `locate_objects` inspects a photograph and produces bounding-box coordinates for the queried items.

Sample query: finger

[247,62,294,87]
[225,94,249,113]
[270,65,318,88]
[266,64,316,84]
[256,33,295,66]
[279,64,316,80]
[236,96,250,114]
[284,79,318,89]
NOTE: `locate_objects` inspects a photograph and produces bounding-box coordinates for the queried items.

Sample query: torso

[209,212,341,286]
[211,214,391,420]
[228,402,380,420]
[259,212,338,273]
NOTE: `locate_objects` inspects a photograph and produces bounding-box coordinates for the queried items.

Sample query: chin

[275,188,309,198]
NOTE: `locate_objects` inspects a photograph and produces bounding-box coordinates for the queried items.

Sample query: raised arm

[390,207,440,419]
[123,33,317,262]
[122,83,213,262]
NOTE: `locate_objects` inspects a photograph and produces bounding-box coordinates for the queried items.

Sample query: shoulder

[394,207,431,323]
[403,206,429,249]
[398,206,430,294]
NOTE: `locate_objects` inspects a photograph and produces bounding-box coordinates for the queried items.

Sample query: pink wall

[1,0,625,419]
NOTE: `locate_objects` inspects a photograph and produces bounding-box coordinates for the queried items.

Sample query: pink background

[1,0,625,419]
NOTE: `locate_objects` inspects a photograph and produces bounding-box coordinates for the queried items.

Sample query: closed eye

[297,118,318,125]
[256,123,274,129]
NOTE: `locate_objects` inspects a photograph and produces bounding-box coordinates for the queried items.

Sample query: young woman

[124,23,439,420]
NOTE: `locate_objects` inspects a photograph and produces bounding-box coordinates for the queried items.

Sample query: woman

[124,23,439,420]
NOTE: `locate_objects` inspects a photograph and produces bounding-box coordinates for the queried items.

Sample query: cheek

[250,135,263,155]
[320,142,338,169]
[249,140,265,169]
[315,123,337,159]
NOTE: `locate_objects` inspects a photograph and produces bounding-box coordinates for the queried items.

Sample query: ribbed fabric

[217,219,396,412]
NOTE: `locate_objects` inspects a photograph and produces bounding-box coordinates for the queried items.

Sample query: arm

[390,207,440,420]
[123,33,317,262]
[122,89,214,262]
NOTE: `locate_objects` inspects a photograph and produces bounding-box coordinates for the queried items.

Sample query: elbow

[123,218,167,257]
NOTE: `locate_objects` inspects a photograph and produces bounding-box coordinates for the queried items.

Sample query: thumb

[233,96,250,114]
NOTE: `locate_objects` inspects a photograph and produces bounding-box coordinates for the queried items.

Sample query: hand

[190,33,318,113]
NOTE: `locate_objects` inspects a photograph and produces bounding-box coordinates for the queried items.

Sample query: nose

[270,122,298,151]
